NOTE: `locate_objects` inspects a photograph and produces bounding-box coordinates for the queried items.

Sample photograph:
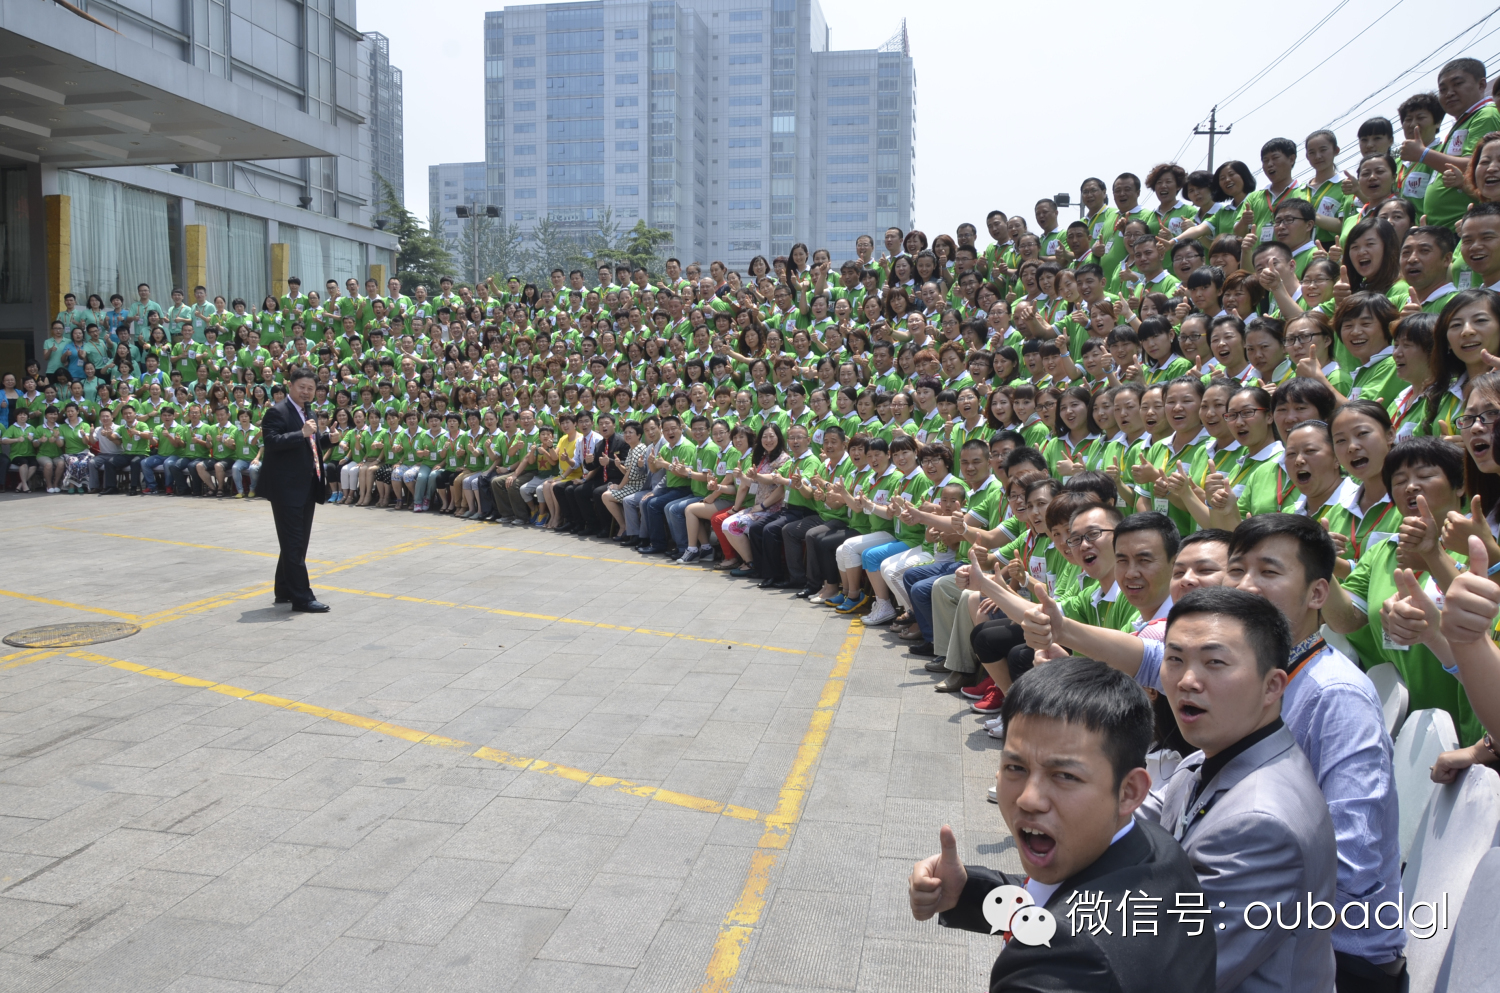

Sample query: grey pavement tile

[0,895,70,949]
[879,796,968,862]
[746,888,868,991]
[537,871,681,967]
[484,830,622,910]
[508,959,635,993]
[599,806,717,880]
[272,784,417,850]
[862,857,967,944]
[346,856,506,946]
[406,902,567,993]
[2,826,185,906]
[5,789,167,857]
[389,783,496,825]
[854,936,972,993]
[620,919,724,993]
[776,820,882,895]
[657,758,747,805]
[146,804,311,877]
[818,727,896,774]
[162,977,280,993]
[886,749,965,801]
[664,842,760,925]
[800,770,889,826]
[254,758,388,813]
[166,843,341,926]
[893,710,964,754]
[596,733,691,781]
[831,694,902,731]
[308,817,459,893]
[635,699,719,738]
[193,885,382,985]
[436,795,562,864]
[279,937,430,993]
[42,916,240,993]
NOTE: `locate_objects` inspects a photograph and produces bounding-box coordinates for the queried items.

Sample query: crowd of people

[5,52,1500,993]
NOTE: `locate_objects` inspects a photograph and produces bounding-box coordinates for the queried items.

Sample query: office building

[0,0,401,369]
[480,0,913,271]
[369,31,405,218]
[430,162,491,244]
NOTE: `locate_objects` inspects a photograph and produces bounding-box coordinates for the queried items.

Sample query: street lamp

[454,201,502,287]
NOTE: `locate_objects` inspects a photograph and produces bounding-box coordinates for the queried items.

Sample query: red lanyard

[1275,465,1293,507]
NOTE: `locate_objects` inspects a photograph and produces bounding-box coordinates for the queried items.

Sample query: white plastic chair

[1437,847,1500,993]
[1364,661,1409,738]
[1401,764,1500,993]
[1391,709,1459,861]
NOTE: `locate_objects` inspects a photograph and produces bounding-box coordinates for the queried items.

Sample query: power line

[1231,0,1406,124]
[1216,0,1353,110]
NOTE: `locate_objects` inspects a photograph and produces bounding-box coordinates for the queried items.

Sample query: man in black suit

[255,366,331,613]
[910,659,1215,993]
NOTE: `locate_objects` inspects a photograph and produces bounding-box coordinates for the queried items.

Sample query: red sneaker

[970,686,1005,715]
[960,675,995,700]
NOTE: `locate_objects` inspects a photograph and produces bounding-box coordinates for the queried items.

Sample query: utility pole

[1194,106,1232,173]
[455,201,500,288]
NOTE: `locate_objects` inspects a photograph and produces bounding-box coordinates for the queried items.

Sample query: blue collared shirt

[1138,638,1405,962]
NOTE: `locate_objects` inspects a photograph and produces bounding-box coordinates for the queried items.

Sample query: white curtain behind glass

[59,171,171,305]
[283,223,366,291]
[199,203,230,301]
[228,211,267,307]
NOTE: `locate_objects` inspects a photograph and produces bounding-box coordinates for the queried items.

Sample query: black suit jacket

[940,817,1215,993]
[255,397,330,506]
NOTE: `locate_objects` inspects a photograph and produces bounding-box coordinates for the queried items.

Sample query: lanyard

[1285,638,1326,685]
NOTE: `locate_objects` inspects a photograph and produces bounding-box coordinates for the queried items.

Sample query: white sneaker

[677,547,701,564]
[987,784,997,803]
[863,599,897,625]
[984,716,1003,729]
[985,716,1004,739]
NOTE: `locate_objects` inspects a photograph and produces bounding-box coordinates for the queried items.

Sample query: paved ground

[0,493,1019,993]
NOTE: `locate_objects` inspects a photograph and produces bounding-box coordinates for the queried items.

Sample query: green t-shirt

[1341,537,1484,746]
[893,468,935,544]
[3,423,34,457]
[661,437,699,489]
[779,450,824,509]
[1058,581,1142,633]
[690,439,722,498]
[1348,353,1403,407]
[1423,100,1500,228]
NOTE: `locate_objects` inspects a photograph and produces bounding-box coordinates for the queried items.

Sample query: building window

[729,179,762,189]
[514,78,536,89]
[826,212,869,223]
[514,144,536,154]
[615,28,639,39]
[729,75,762,85]
[728,200,762,210]
[513,166,537,177]
[828,154,869,164]
[729,10,763,19]
[514,122,536,133]
[728,95,762,106]
[827,193,868,202]
[729,116,763,127]
[514,56,536,67]
[514,188,537,198]
[829,115,870,126]
[616,73,638,84]
[728,53,762,64]
[829,134,869,145]
[729,158,762,168]
[514,101,536,112]
[616,185,639,195]
[615,51,639,62]
[729,240,763,251]
[829,96,869,106]
[616,163,639,173]
[728,137,763,148]
[513,34,535,45]
[616,140,639,151]
[829,76,870,87]
[729,33,763,43]
[616,96,638,107]
[828,174,868,184]
[615,118,639,129]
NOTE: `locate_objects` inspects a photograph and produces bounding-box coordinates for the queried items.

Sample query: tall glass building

[481,0,914,269]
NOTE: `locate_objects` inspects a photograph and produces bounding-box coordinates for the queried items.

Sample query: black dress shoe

[757,577,778,589]
[793,588,815,599]
[292,600,330,613]
[924,658,948,673]
[909,642,936,657]
[772,578,792,589]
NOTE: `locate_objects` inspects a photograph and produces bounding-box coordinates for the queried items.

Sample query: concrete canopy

[0,1,341,168]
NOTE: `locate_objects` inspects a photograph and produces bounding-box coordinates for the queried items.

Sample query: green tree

[611,219,674,277]
[525,215,583,287]
[376,174,453,293]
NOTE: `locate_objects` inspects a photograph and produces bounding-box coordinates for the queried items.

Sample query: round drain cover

[4,621,142,649]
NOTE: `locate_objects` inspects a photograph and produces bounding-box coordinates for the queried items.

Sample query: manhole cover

[4,622,142,649]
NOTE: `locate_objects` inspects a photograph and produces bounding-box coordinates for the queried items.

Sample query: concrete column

[44,194,70,323]
[184,224,207,292]
[368,262,386,289]
[270,243,289,298]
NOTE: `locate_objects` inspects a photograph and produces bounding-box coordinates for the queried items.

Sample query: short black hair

[998,657,1154,790]
[1180,527,1233,552]
[1002,446,1048,476]
[1114,511,1181,560]
[1168,587,1292,676]
[1228,514,1336,585]
[1383,436,1465,494]
[1064,470,1119,508]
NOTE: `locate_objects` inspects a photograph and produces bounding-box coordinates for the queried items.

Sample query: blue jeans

[141,454,166,491]
[859,539,911,572]
[905,560,961,641]
[643,485,692,549]
[665,494,699,551]
[163,455,194,493]
[232,459,259,494]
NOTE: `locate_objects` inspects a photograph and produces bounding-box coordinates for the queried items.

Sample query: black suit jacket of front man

[939,817,1215,993]
[254,396,330,506]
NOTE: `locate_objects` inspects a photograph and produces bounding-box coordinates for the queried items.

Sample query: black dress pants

[271,497,316,605]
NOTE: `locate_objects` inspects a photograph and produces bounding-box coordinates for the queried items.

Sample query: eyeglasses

[1224,407,1268,423]
[1179,332,1205,343]
[1455,410,1500,430]
[1066,527,1115,548]
[1284,333,1324,347]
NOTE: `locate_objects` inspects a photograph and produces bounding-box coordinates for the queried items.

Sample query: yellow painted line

[697,621,864,993]
[57,649,759,820]
[312,583,811,656]
[136,581,277,629]
[0,589,139,622]
[0,649,57,670]
[50,526,335,565]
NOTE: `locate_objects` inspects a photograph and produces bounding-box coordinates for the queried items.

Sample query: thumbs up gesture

[1332,265,1352,307]
[1341,170,1359,196]
[1320,516,1352,559]
[1021,579,1066,651]
[1442,495,1491,556]
[909,824,968,921]
[1381,568,1440,648]
[1397,493,1441,568]
[1441,535,1500,644]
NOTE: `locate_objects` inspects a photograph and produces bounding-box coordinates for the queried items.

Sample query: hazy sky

[361,0,1499,241]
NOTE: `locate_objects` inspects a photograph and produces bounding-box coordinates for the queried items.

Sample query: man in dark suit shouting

[909,659,1215,993]
[255,367,331,613]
